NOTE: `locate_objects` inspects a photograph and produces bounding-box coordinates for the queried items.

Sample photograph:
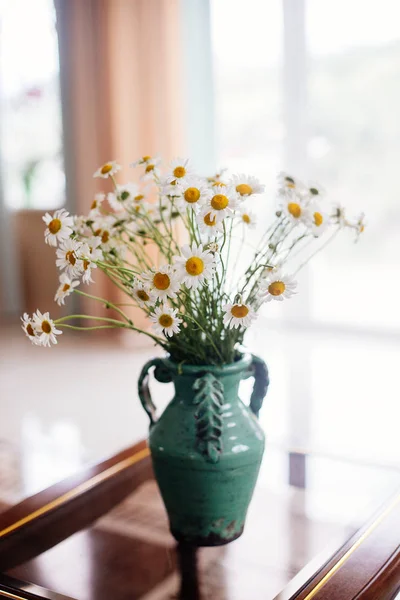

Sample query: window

[0,0,64,210]
[211,0,400,466]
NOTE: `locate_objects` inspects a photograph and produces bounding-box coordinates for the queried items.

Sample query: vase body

[138,353,269,546]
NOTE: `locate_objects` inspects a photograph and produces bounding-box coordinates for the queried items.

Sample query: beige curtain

[55,0,184,322]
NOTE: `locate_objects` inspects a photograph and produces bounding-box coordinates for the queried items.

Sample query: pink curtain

[55,0,185,323]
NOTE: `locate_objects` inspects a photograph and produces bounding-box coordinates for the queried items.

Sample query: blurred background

[0,0,399,500]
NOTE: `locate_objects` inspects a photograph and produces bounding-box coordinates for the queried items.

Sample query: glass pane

[307,0,400,330]
[0,0,65,210]
[210,0,283,184]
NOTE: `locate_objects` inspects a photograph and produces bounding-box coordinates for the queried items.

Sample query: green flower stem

[294,227,341,275]
[55,314,166,346]
[58,324,127,331]
[73,289,132,323]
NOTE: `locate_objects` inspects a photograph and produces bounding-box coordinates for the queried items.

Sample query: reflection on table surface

[3,445,400,600]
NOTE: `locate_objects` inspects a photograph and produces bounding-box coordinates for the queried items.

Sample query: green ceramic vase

[138,353,269,546]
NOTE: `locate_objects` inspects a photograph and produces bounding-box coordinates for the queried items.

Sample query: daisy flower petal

[223,302,257,329]
[142,265,180,300]
[173,243,216,290]
[21,313,39,344]
[54,273,80,306]
[258,270,298,303]
[93,161,121,179]
[32,310,62,347]
[43,209,74,247]
[149,305,182,337]
[231,174,265,197]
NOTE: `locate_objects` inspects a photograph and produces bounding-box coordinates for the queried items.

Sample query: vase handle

[138,358,172,426]
[249,354,269,418]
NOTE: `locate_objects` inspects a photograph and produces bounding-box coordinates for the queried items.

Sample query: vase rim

[161,352,253,376]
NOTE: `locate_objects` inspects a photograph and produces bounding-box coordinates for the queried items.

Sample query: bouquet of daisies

[21,156,365,365]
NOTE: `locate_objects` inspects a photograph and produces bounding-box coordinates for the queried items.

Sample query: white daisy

[92,215,117,251]
[354,212,366,241]
[93,161,121,179]
[280,190,307,224]
[207,168,228,187]
[331,204,347,227]
[306,206,330,237]
[43,209,74,247]
[88,193,105,218]
[142,265,180,300]
[107,183,138,212]
[204,186,240,223]
[277,172,305,195]
[130,156,161,181]
[32,310,62,347]
[78,239,103,284]
[130,155,160,168]
[54,273,80,306]
[258,271,297,303]
[174,178,211,212]
[196,207,224,237]
[131,280,156,308]
[238,207,257,229]
[223,302,257,329]
[231,174,265,197]
[206,242,219,253]
[56,238,83,277]
[150,305,182,337]
[173,243,216,290]
[306,181,325,200]
[165,157,193,186]
[73,215,88,236]
[21,313,39,344]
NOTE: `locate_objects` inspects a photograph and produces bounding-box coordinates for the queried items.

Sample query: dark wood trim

[274,491,400,600]
[0,440,153,571]
[0,574,74,599]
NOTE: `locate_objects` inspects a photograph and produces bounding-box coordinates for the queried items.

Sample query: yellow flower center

[41,320,52,334]
[313,212,323,226]
[134,195,144,203]
[101,231,110,244]
[137,290,150,302]
[159,314,173,328]
[184,187,200,203]
[268,281,286,296]
[83,260,90,271]
[145,164,155,173]
[359,224,365,233]
[203,213,216,227]
[26,323,35,337]
[66,251,76,266]
[142,156,151,162]
[288,202,302,218]
[231,304,249,318]
[91,199,97,210]
[173,166,186,178]
[62,283,70,292]
[242,214,251,224]
[287,182,296,189]
[185,257,204,276]
[211,194,229,211]
[212,181,226,187]
[153,272,170,290]
[236,183,253,196]
[48,218,62,234]
[101,163,113,175]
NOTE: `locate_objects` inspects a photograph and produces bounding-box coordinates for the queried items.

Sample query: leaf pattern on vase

[193,372,224,463]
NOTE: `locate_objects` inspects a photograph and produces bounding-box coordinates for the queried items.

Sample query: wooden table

[0,440,399,600]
